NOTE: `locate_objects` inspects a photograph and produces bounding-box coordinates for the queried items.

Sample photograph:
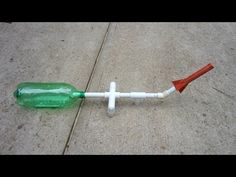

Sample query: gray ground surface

[0,23,236,154]
[0,23,109,154]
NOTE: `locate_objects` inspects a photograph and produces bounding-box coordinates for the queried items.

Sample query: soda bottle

[14,82,85,108]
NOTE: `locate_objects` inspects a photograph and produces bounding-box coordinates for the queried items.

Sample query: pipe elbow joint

[157,93,165,98]
[158,91,169,98]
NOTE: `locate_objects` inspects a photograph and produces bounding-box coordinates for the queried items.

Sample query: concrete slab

[66,23,236,154]
[0,22,109,154]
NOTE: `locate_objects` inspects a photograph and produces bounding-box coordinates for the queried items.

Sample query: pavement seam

[62,23,111,154]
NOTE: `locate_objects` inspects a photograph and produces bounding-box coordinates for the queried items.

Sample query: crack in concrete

[62,23,111,154]
[212,87,235,102]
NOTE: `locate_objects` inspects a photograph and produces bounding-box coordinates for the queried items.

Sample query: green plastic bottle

[14,82,85,108]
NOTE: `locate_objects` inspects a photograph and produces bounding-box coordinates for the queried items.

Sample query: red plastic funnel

[172,63,214,93]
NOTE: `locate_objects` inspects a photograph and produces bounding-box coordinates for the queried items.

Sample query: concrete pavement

[0,23,236,154]
[66,23,236,154]
[0,22,109,154]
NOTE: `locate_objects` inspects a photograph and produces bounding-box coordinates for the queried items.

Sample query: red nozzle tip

[172,63,214,93]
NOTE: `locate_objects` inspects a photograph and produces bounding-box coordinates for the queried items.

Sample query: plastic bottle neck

[72,91,85,98]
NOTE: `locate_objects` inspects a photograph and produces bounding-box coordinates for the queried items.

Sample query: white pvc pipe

[108,82,116,115]
[84,92,105,97]
[84,86,176,99]
[84,82,176,116]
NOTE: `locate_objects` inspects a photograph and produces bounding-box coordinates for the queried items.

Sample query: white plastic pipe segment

[84,82,176,116]
[84,64,214,116]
